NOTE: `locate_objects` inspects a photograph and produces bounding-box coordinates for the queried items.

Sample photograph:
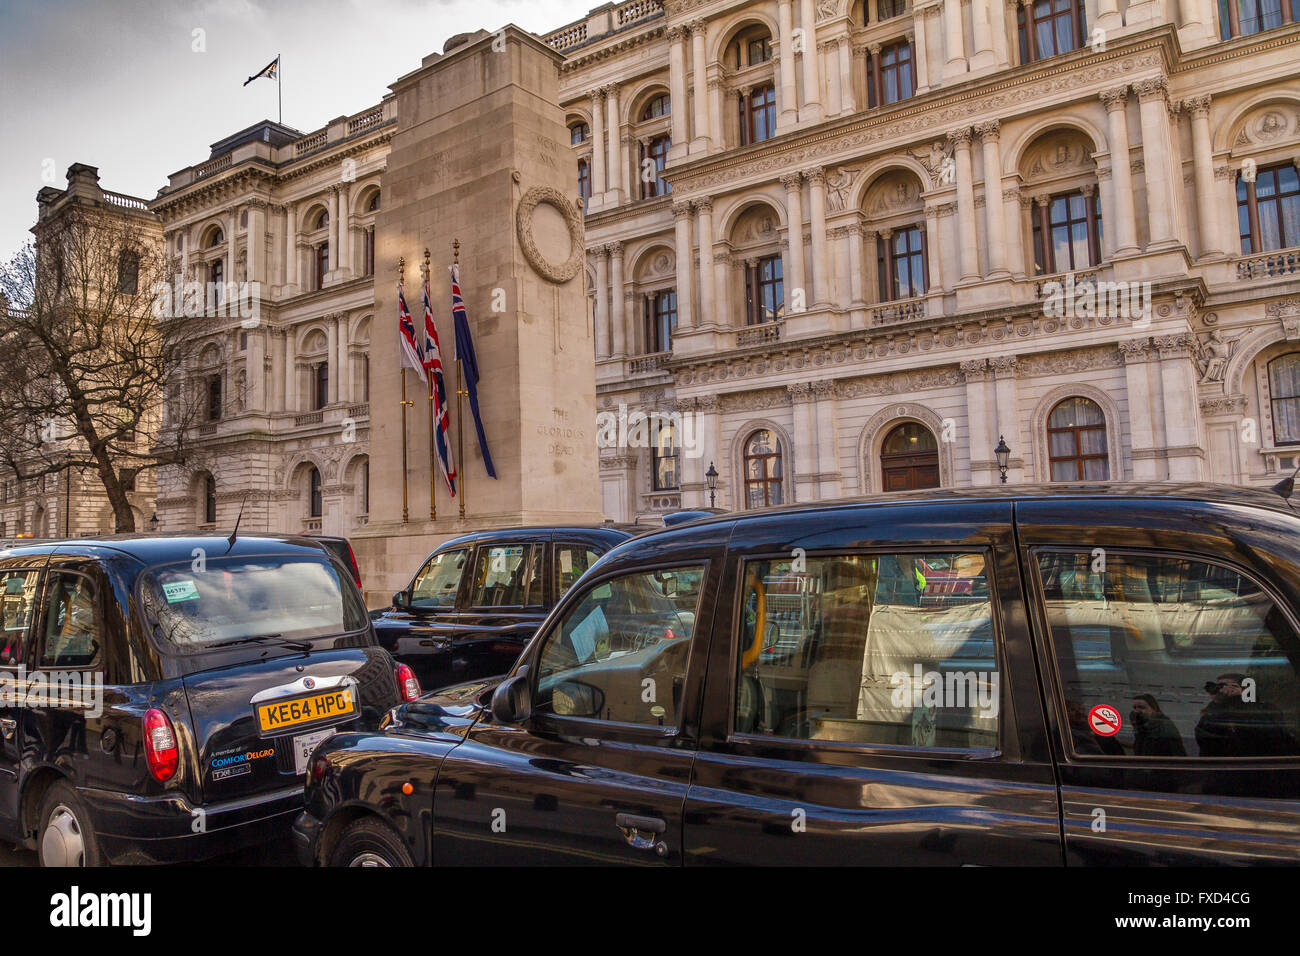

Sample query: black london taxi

[0,533,411,866]
[296,483,1300,867]
[371,524,642,690]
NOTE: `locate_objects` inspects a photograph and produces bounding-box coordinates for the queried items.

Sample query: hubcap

[41,805,85,867]
[349,851,391,867]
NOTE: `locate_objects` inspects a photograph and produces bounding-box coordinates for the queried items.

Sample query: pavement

[0,834,299,867]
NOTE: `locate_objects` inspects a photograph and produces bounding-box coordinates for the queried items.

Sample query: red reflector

[346,542,362,589]
[143,708,179,782]
[395,663,421,702]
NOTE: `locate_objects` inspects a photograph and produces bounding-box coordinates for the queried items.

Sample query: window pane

[468,544,542,607]
[556,545,603,599]
[0,570,41,666]
[735,553,999,749]
[1038,551,1300,759]
[536,565,704,725]
[41,573,99,668]
[411,549,468,608]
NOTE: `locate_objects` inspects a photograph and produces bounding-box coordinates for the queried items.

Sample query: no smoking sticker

[1088,704,1122,737]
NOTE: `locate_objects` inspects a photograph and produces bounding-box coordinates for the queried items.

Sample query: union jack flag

[423,279,457,497]
[397,281,427,384]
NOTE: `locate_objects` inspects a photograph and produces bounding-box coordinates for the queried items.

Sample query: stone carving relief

[1233,108,1299,147]
[516,184,584,284]
[1196,329,1240,384]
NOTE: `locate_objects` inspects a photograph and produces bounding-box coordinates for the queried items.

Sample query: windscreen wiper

[208,634,312,652]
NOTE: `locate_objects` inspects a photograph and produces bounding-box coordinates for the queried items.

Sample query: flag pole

[398,256,410,523]
[277,54,282,125]
[454,239,466,520]
[423,248,436,522]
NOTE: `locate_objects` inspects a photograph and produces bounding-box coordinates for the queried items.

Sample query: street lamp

[149,513,160,532]
[994,436,1010,484]
[705,461,719,508]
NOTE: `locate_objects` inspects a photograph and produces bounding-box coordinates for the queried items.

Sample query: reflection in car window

[536,565,704,726]
[0,570,41,666]
[1037,551,1300,760]
[411,549,468,609]
[40,572,100,668]
[468,544,542,607]
[735,553,999,750]
[555,545,602,599]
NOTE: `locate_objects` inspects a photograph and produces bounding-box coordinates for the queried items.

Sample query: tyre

[329,817,413,867]
[38,781,101,867]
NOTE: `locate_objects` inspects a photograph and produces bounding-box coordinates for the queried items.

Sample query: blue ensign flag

[449,263,497,479]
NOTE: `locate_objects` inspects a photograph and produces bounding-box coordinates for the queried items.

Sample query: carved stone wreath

[516,185,583,284]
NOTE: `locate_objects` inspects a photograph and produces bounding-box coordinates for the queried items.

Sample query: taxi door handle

[615,813,667,856]
[0,719,14,740]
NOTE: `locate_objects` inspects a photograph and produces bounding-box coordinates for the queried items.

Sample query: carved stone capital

[1183,93,1211,117]
[1100,86,1129,111]
[974,119,1001,142]
[946,127,973,149]
[692,196,714,214]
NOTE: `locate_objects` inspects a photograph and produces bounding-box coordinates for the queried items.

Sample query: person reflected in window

[1195,672,1299,757]
[1130,694,1186,757]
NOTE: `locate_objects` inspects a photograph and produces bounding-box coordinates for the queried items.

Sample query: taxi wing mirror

[393,589,411,610]
[491,665,532,723]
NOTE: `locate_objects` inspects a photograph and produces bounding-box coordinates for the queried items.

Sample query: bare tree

[0,205,208,532]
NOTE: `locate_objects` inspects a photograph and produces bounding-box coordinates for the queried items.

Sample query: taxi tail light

[345,541,362,589]
[395,663,421,702]
[143,708,179,782]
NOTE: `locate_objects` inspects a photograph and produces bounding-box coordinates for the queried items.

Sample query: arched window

[1047,397,1109,480]
[117,251,139,294]
[640,135,672,199]
[743,256,783,324]
[743,430,784,508]
[315,242,329,290]
[577,157,591,203]
[880,422,940,491]
[640,93,670,121]
[570,122,590,145]
[203,474,217,525]
[645,289,677,352]
[308,467,323,518]
[314,209,329,230]
[1268,353,1300,445]
[209,259,224,309]
[740,85,777,146]
[878,0,906,18]
[366,191,381,213]
[1018,0,1087,62]
[1033,190,1102,274]
[865,38,915,107]
[1237,163,1300,254]
[207,228,223,248]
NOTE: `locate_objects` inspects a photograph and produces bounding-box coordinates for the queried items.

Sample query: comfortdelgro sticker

[162,580,200,603]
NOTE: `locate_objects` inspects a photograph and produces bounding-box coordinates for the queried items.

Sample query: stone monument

[352,26,600,603]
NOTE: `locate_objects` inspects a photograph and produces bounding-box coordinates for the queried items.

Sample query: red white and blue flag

[450,264,497,479]
[423,279,457,497]
[397,281,427,384]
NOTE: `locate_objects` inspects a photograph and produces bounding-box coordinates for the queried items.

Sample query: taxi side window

[411,549,468,609]
[734,552,999,750]
[1036,550,1300,759]
[535,565,704,727]
[0,569,42,666]
[555,545,602,599]
[39,571,101,669]
[468,544,543,608]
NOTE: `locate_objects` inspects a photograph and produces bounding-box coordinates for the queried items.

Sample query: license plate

[256,687,356,734]
[292,728,336,775]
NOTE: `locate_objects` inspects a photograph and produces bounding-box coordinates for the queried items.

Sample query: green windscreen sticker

[163,580,200,603]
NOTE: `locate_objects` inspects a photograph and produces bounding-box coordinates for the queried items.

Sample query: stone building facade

[134,1,1300,546]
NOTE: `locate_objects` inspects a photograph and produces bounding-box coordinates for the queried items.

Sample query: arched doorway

[880,422,939,491]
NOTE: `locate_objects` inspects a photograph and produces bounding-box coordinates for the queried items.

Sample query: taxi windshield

[139,554,368,651]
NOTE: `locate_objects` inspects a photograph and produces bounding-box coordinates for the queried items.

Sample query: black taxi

[0,534,409,865]
[297,484,1300,866]
[371,525,639,690]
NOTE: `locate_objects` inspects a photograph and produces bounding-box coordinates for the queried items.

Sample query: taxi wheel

[38,782,101,868]
[330,817,413,868]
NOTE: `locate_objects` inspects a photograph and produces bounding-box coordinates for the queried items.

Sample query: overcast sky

[0,0,590,263]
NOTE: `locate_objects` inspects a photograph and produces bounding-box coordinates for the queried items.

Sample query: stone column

[672,200,696,331]
[830,225,851,308]
[1136,76,1178,250]
[806,167,831,306]
[1101,87,1139,255]
[338,181,352,276]
[1185,94,1221,259]
[695,198,717,326]
[589,88,607,196]
[971,0,995,70]
[1002,187,1026,276]
[690,20,710,151]
[781,172,807,310]
[667,27,689,149]
[961,359,993,485]
[284,202,298,291]
[247,200,266,286]
[1096,0,1122,31]
[327,189,339,273]
[924,203,945,296]
[776,0,800,126]
[714,248,733,327]
[798,0,823,123]
[913,7,932,93]
[228,207,239,287]
[813,381,842,498]
[605,84,624,203]
[838,37,857,112]
[609,241,627,357]
[325,315,339,406]
[942,0,968,79]
[949,128,980,281]
[976,121,1009,277]
[1120,339,1158,479]
[991,356,1020,481]
[708,77,725,146]
[1155,333,1204,479]
[823,41,843,116]
[593,246,610,359]
[788,383,818,501]
[284,324,297,411]
[848,222,867,307]
[989,0,1010,68]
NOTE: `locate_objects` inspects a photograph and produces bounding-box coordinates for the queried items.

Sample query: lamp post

[705,461,719,508]
[149,513,160,532]
[994,436,1010,484]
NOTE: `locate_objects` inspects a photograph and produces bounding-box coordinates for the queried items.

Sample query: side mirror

[491,665,532,724]
[393,590,410,610]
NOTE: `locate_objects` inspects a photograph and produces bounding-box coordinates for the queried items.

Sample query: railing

[868,296,927,326]
[304,518,322,532]
[545,22,587,50]
[736,322,781,347]
[295,131,327,156]
[1032,269,1099,299]
[347,107,384,135]
[294,411,323,426]
[194,154,232,179]
[628,351,670,374]
[102,191,148,210]
[616,0,662,26]
[1237,247,1300,280]
[346,403,370,419]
